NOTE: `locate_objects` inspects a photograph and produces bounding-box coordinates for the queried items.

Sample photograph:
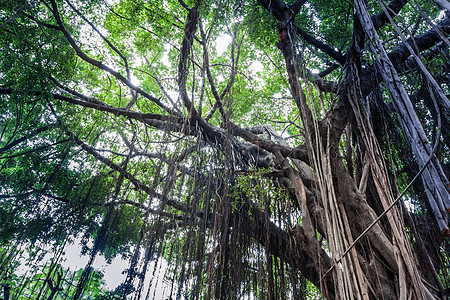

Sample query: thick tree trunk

[265,13,441,298]
[354,0,449,236]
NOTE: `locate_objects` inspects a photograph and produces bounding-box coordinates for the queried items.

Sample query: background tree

[0,0,449,299]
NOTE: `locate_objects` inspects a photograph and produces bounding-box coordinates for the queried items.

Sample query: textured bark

[355,0,449,235]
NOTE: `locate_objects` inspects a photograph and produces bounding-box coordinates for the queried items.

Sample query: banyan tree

[0,0,449,298]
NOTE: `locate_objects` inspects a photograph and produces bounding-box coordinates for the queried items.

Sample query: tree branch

[289,0,307,15]
[0,88,187,134]
[177,5,200,117]
[48,0,178,115]
[0,123,59,154]
[360,15,450,97]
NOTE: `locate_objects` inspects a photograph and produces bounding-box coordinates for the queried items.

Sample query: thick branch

[177,5,200,117]
[230,123,309,163]
[371,0,409,30]
[257,0,346,65]
[294,25,346,65]
[360,15,450,97]
[235,201,334,299]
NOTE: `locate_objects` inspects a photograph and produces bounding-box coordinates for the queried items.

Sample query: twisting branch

[47,0,178,115]
[64,0,131,81]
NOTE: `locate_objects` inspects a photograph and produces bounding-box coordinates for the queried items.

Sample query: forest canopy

[0,0,449,299]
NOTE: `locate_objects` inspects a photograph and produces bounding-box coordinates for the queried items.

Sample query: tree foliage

[0,0,449,299]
